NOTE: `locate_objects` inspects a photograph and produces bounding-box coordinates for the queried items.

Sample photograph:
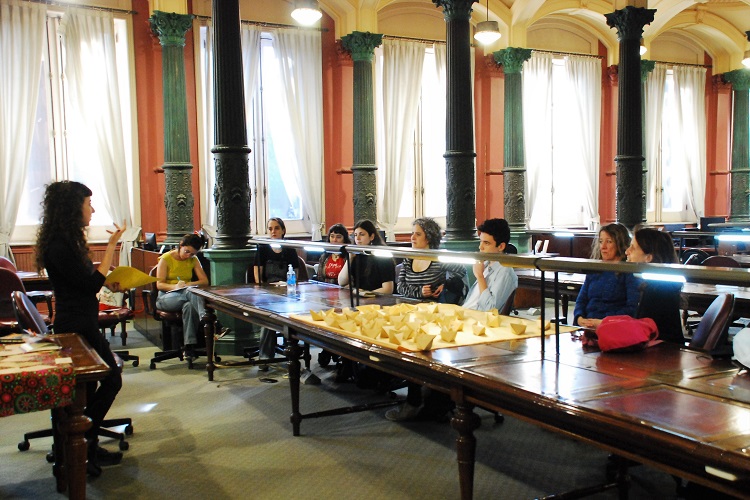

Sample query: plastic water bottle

[286,264,297,295]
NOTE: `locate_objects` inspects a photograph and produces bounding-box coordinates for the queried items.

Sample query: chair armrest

[142,289,153,316]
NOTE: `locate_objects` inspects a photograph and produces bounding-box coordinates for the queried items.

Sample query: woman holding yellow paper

[36,181,126,475]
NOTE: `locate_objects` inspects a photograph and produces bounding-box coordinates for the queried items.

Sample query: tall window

[648,69,689,221]
[198,26,307,235]
[376,45,447,232]
[14,14,135,243]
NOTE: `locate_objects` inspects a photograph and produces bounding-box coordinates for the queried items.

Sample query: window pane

[261,39,302,222]
[421,51,446,218]
[18,65,53,226]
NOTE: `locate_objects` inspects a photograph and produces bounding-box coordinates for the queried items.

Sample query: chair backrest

[12,291,50,335]
[0,256,17,272]
[701,256,740,268]
[690,293,735,354]
[681,248,710,265]
[0,268,26,320]
[499,289,517,316]
[297,256,310,282]
[505,243,518,255]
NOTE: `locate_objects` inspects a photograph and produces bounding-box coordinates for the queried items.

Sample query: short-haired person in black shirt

[36,181,126,475]
[337,219,395,294]
[253,217,299,369]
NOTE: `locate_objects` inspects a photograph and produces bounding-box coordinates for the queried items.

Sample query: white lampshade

[474,21,501,45]
[291,1,322,26]
[639,44,647,56]
[743,50,750,68]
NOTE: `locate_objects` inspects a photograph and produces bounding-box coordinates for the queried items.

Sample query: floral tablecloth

[0,352,76,417]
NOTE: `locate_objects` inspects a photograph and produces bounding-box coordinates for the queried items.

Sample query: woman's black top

[350,253,395,292]
[635,280,684,344]
[254,244,299,283]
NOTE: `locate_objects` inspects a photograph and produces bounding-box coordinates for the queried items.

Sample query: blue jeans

[156,289,206,346]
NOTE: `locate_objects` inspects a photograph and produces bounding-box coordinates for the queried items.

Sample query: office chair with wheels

[11,291,134,455]
[95,263,139,366]
[689,293,735,356]
[144,266,210,369]
[0,268,51,334]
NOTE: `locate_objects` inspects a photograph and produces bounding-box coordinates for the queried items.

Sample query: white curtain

[60,10,137,265]
[198,21,216,231]
[644,64,667,212]
[377,40,425,240]
[674,65,707,219]
[522,53,553,228]
[565,56,601,229]
[0,0,45,259]
[274,28,324,240]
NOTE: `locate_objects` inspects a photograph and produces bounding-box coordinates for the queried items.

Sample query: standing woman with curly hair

[36,181,126,476]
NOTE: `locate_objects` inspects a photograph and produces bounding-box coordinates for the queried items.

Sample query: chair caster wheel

[132,360,139,367]
[125,424,134,436]
[18,441,30,451]
[494,413,505,424]
[119,440,129,451]
[214,355,221,363]
[150,362,156,370]
[46,451,55,463]
[318,351,332,367]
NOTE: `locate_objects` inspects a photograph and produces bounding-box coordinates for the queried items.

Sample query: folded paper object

[104,266,158,289]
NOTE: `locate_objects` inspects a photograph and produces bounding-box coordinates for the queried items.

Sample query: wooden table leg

[451,400,481,500]
[285,332,302,436]
[203,306,217,382]
[58,382,91,500]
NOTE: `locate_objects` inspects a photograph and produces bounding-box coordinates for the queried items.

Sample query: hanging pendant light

[291,0,322,26]
[743,31,750,68]
[474,0,501,45]
[639,38,647,56]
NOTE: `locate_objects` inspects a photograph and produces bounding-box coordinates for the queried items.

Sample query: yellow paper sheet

[104,266,158,289]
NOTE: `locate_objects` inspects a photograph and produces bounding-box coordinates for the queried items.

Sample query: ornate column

[640,59,655,220]
[494,48,532,231]
[605,6,655,228]
[150,11,195,243]
[434,0,477,242]
[724,69,750,222]
[340,31,382,224]
[210,0,252,249]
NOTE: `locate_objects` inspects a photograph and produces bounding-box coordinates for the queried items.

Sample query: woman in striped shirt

[396,218,467,304]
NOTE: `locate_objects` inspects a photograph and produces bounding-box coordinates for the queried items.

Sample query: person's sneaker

[96,446,123,467]
[385,403,422,422]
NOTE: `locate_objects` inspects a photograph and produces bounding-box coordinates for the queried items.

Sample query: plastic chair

[0,262,54,325]
[701,256,740,268]
[0,268,51,334]
[689,293,735,355]
[12,291,133,454]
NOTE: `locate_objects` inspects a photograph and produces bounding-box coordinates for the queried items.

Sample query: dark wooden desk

[192,282,750,499]
[16,270,51,292]
[1,334,109,499]
[516,269,750,322]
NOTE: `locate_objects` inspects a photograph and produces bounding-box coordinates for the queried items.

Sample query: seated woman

[338,219,394,294]
[253,217,299,368]
[155,234,210,355]
[626,227,684,343]
[397,217,467,304]
[315,223,350,284]
[574,223,641,329]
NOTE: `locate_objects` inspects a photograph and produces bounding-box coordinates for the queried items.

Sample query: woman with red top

[316,223,350,283]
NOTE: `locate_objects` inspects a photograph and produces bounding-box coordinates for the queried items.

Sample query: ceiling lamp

[291,0,322,26]
[743,50,750,68]
[639,39,647,56]
[474,0,501,46]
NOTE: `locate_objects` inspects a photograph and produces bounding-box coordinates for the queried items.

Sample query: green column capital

[340,31,383,62]
[605,6,655,41]
[724,69,750,91]
[433,0,477,21]
[149,10,194,47]
[640,59,656,83]
[493,47,532,74]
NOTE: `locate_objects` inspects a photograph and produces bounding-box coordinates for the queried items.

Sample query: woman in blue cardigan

[574,223,641,328]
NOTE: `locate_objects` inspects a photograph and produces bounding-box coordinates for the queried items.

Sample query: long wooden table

[1,334,110,500]
[516,269,750,323]
[192,282,750,499]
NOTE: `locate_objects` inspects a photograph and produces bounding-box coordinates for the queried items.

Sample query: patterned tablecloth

[0,350,76,417]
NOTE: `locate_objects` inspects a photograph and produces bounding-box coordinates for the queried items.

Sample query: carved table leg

[451,401,481,500]
[58,382,91,500]
[203,306,217,382]
[285,331,302,436]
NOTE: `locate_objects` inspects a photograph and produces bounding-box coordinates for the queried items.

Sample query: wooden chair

[12,291,134,454]
[689,293,735,356]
